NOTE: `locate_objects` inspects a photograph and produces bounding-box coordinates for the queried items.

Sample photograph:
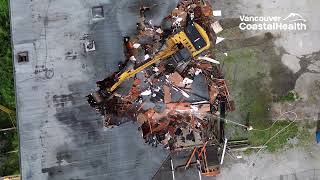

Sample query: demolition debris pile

[87,0,234,176]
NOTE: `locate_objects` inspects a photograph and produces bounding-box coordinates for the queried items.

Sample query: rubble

[87,0,237,177]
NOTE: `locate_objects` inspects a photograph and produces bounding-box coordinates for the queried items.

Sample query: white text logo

[239,13,307,31]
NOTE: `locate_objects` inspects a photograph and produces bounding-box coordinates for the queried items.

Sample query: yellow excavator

[2,175,20,180]
[0,104,14,115]
[88,22,211,107]
[0,104,16,132]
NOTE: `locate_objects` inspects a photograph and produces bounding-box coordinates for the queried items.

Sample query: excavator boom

[87,22,211,107]
[109,22,210,93]
[0,104,14,115]
[109,47,178,92]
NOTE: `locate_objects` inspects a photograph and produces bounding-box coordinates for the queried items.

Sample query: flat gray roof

[10,0,180,179]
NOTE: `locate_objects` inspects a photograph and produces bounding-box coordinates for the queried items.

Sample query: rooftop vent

[17,51,29,63]
[84,40,96,52]
[92,6,104,19]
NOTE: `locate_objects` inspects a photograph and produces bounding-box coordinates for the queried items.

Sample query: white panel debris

[173,17,183,27]
[141,89,152,96]
[191,105,199,111]
[180,90,190,98]
[216,37,225,44]
[172,87,179,92]
[156,28,163,34]
[211,21,223,34]
[153,67,159,72]
[213,10,222,17]
[198,56,220,64]
[195,69,202,76]
[144,54,150,60]
[129,56,137,61]
[133,43,141,48]
[154,86,161,92]
[174,17,183,23]
[236,156,243,159]
[192,101,210,105]
[182,77,193,85]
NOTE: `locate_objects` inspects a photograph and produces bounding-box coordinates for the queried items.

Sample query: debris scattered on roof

[163,85,172,104]
[182,77,193,85]
[133,43,141,49]
[198,56,220,64]
[87,0,237,176]
[212,10,222,17]
[216,37,225,44]
[211,21,223,34]
[141,89,152,96]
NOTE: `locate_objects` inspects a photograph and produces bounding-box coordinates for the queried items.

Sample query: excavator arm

[88,22,211,107]
[109,22,210,93]
[109,46,178,92]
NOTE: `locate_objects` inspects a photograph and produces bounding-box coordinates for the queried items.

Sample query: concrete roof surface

[10,0,180,179]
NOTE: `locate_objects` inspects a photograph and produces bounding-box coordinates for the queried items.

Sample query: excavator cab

[185,22,209,51]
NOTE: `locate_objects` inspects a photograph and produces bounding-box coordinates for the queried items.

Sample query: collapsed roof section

[87,0,235,177]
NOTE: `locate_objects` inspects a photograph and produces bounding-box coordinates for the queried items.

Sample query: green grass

[0,0,19,176]
[223,47,313,153]
[279,91,299,102]
[249,121,296,152]
[248,121,313,152]
[224,48,271,123]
